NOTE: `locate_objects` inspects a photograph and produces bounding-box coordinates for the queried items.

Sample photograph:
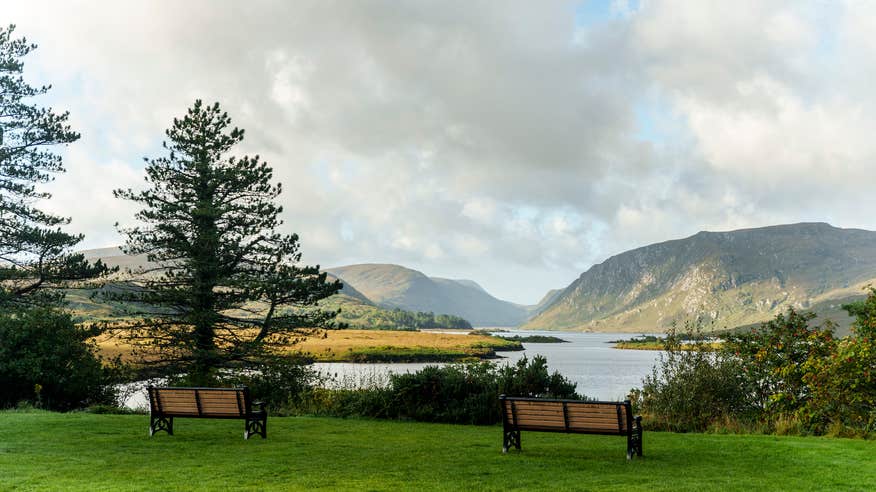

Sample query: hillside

[325,264,529,326]
[524,223,876,334]
[529,288,565,316]
[71,248,474,330]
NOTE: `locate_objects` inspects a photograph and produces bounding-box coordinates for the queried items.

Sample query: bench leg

[627,422,643,459]
[149,415,173,436]
[502,430,520,453]
[636,424,643,457]
[245,416,267,440]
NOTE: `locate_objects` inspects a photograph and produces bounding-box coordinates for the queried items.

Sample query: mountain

[524,223,876,334]
[529,288,565,316]
[446,278,487,293]
[325,273,372,305]
[325,264,529,326]
[73,248,491,328]
[80,246,151,272]
[79,247,370,306]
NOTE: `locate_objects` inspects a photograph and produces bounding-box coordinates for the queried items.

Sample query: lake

[315,330,664,401]
[122,330,664,408]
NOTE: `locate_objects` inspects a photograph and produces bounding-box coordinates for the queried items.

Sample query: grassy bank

[613,341,720,351]
[95,329,523,363]
[294,329,523,362]
[613,341,667,350]
[611,335,719,351]
[1,411,874,491]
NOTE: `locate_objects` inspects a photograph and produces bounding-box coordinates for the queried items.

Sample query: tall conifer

[114,100,340,384]
[0,24,106,307]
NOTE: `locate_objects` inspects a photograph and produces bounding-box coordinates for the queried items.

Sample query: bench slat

[510,409,621,420]
[514,417,621,430]
[500,395,641,458]
[501,398,630,434]
[151,388,248,418]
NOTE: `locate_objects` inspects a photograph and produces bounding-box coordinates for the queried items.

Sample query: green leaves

[0,24,108,307]
[112,100,341,383]
[0,307,120,410]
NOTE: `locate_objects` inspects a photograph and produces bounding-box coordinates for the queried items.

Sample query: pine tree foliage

[0,24,107,307]
[113,100,341,383]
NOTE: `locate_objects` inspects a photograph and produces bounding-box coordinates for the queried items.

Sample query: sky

[6,0,876,304]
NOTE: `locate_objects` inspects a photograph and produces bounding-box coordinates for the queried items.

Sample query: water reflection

[315,330,664,401]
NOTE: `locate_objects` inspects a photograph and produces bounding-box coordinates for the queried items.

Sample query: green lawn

[1,411,874,491]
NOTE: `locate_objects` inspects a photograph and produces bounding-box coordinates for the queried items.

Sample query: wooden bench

[500,395,642,459]
[147,386,267,439]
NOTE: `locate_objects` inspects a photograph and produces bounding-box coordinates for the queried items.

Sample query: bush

[723,309,835,419]
[295,355,581,425]
[223,354,321,411]
[497,355,579,399]
[637,322,754,432]
[389,362,499,424]
[799,289,876,433]
[638,309,847,435]
[0,308,121,411]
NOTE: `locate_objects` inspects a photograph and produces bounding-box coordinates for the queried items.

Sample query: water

[315,330,664,401]
[121,330,665,408]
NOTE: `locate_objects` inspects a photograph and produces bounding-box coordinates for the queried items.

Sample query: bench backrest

[501,396,632,435]
[148,386,251,418]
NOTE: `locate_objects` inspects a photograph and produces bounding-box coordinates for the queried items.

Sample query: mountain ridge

[524,222,876,334]
[74,249,528,327]
[325,263,529,327]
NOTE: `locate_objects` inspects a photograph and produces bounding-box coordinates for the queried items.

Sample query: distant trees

[113,100,341,384]
[337,307,472,331]
[0,24,107,307]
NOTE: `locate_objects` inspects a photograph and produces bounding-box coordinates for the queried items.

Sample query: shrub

[295,387,395,419]
[723,309,835,419]
[799,290,876,433]
[0,308,121,411]
[639,309,845,434]
[295,355,580,425]
[389,362,499,424]
[637,321,756,432]
[223,354,321,411]
[389,355,580,424]
[497,355,579,399]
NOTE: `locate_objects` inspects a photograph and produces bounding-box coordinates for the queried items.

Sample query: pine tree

[0,25,106,307]
[114,100,341,384]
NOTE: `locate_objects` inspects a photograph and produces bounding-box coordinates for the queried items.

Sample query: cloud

[7,1,876,303]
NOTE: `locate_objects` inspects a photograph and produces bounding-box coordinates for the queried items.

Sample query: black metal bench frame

[500,395,643,459]
[147,386,267,439]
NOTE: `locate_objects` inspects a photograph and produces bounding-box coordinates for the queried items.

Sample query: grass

[273,329,522,362]
[93,329,523,363]
[612,341,720,351]
[610,335,720,351]
[1,411,875,491]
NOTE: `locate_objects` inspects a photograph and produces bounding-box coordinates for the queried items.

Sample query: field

[295,329,522,361]
[94,329,523,363]
[1,411,874,491]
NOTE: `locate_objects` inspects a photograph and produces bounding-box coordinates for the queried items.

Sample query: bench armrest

[633,415,642,429]
[252,401,267,413]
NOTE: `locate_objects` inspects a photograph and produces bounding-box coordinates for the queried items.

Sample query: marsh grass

[94,329,522,363]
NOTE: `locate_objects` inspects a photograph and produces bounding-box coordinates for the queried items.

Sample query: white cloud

[6,1,876,303]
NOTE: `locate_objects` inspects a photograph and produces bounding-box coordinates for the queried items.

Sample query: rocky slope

[524,223,876,334]
[325,264,529,327]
